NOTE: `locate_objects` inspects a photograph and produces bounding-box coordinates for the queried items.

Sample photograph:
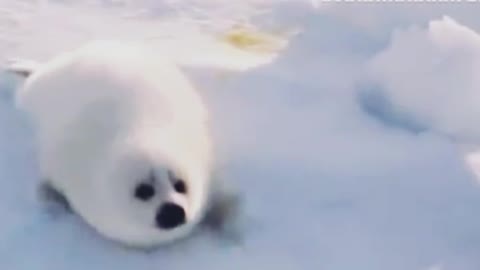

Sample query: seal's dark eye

[174,180,187,194]
[134,183,155,201]
[168,170,187,194]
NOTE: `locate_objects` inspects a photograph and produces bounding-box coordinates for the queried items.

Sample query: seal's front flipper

[37,181,72,215]
[201,171,245,244]
[5,59,39,78]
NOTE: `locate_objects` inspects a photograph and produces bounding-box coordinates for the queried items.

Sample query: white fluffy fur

[13,40,214,247]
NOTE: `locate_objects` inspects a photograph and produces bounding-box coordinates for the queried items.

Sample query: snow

[2,1,480,270]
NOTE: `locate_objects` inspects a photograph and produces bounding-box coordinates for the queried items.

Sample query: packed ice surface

[2,1,480,270]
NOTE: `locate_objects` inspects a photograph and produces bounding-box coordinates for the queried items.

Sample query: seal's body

[14,41,214,247]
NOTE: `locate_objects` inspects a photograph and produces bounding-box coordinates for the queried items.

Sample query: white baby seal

[9,40,221,248]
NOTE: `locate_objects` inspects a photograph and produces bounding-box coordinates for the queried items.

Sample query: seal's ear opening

[6,59,39,78]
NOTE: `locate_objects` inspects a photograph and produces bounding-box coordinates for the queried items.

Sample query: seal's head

[70,136,213,248]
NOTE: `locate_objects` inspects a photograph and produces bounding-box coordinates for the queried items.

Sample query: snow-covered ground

[2,1,480,269]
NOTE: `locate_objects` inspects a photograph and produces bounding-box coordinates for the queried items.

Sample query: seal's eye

[173,180,187,194]
[134,183,155,201]
[168,170,187,194]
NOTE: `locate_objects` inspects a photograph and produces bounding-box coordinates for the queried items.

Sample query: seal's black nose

[156,202,186,229]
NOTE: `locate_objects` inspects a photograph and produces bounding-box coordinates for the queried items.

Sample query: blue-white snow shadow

[357,83,428,135]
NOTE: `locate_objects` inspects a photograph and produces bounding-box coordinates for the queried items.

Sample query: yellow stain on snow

[221,25,291,54]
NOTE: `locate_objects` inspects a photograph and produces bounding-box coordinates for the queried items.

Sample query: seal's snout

[156,202,186,229]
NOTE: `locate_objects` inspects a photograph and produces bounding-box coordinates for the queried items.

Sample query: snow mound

[366,16,480,143]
